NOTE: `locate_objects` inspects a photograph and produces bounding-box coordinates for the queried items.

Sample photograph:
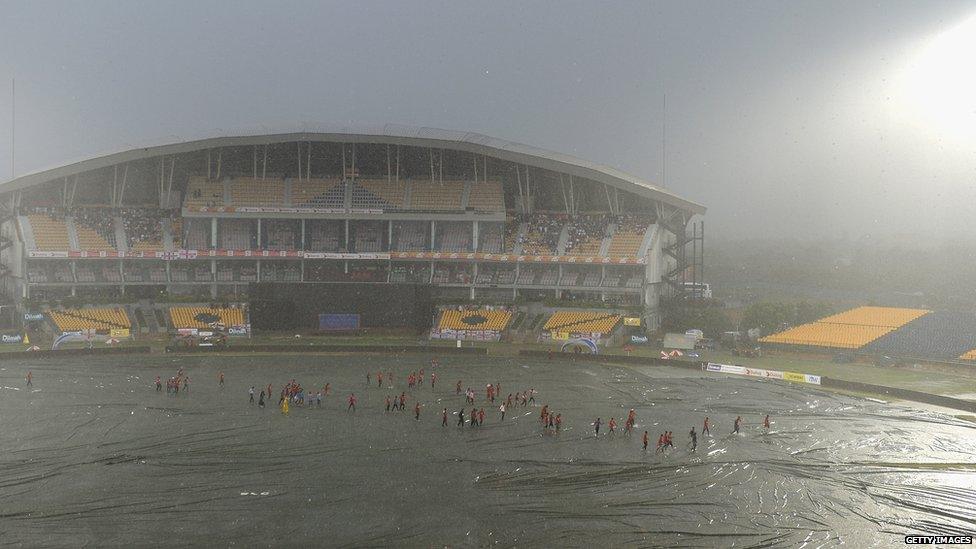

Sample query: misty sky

[0,1,974,239]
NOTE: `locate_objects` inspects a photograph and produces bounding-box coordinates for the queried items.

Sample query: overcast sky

[1,1,974,239]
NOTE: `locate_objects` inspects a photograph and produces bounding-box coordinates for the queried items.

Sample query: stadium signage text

[705,363,821,385]
[629,335,649,344]
[1,333,23,343]
[23,313,44,321]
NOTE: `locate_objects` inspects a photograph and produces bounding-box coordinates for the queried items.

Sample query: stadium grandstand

[759,306,976,361]
[0,125,705,333]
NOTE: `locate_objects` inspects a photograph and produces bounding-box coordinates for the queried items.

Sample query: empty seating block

[759,306,930,349]
[438,309,512,331]
[544,311,622,335]
[27,214,71,250]
[228,178,284,208]
[816,307,928,328]
[607,216,651,257]
[352,180,406,210]
[409,181,464,210]
[607,231,644,257]
[864,311,976,360]
[169,306,245,329]
[48,308,131,332]
[466,181,505,212]
[291,179,344,209]
[184,177,225,209]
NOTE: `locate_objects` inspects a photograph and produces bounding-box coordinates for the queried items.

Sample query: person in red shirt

[478,408,486,425]
[442,408,448,427]
[218,372,224,386]
[608,417,617,434]
[431,372,437,388]
[656,433,665,453]
[703,416,711,436]
[456,380,462,395]
[377,372,383,388]
[642,431,649,451]
[554,414,562,431]
[347,393,357,411]
[414,402,421,420]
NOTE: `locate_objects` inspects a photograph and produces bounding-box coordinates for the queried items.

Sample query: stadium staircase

[113,216,128,253]
[17,215,36,250]
[513,222,527,255]
[136,303,164,333]
[555,226,569,255]
[598,224,614,256]
[283,179,294,205]
[161,219,177,251]
[65,218,81,250]
[401,182,413,210]
[637,225,657,258]
[0,204,17,283]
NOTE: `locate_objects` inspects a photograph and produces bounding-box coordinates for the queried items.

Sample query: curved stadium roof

[0,124,705,215]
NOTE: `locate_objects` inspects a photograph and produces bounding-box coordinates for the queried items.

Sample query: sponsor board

[227,326,249,336]
[629,334,649,344]
[783,371,806,383]
[23,313,44,322]
[706,363,820,385]
[1,333,23,343]
[429,329,501,342]
[623,317,641,327]
[28,248,647,265]
[177,328,199,336]
[110,328,130,338]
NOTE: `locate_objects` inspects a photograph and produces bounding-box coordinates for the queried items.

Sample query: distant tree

[661,301,732,339]
[742,300,834,335]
